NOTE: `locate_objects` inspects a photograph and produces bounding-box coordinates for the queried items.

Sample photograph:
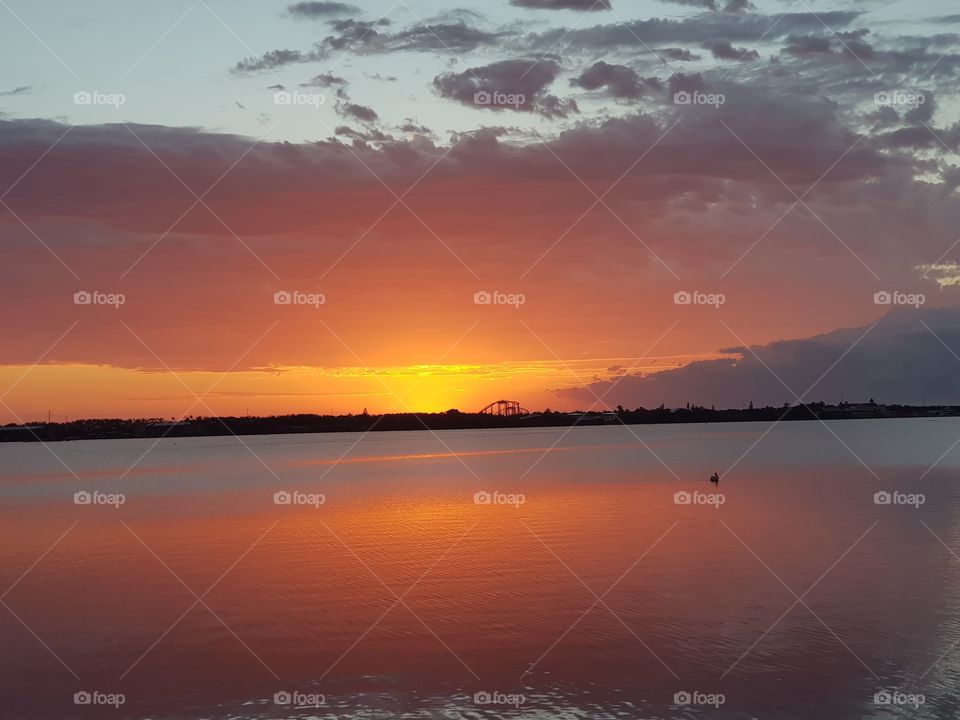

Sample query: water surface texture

[2,419,959,719]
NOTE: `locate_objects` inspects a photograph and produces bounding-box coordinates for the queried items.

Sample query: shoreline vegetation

[2,401,956,443]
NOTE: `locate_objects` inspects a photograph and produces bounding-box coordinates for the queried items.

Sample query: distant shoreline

[2,402,955,443]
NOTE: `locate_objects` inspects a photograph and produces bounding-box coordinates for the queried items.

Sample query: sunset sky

[2,0,960,421]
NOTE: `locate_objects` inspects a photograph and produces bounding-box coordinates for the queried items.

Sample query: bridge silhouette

[478,399,530,417]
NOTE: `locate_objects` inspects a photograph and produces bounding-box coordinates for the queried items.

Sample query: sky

[2,0,960,421]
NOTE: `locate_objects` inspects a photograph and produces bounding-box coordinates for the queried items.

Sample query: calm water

[2,418,960,719]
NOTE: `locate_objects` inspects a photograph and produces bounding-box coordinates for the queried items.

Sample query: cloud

[702,39,759,60]
[656,0,753,10]
[556,308,960,408]
[0,85,31,97]
[570,61,661,98]
[338,102,378,122]
[783,34,834,56]
[234,49,306,73]
[510,0,611,10]
[301,72,347,88]
[661,47,701,61]
[434,58,577,118]
[287,1,359,18]
[524,11,860,50]
[233,19,501,72]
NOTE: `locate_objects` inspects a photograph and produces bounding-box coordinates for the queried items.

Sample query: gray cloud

[287,2,359,18]
[233,19,502,72]
[571,61,661,98]
[702,39,759,60]
[338,102,379,122]
[434,58,578,118]
[657,0,754,11]
[0,85,31,97]
[510,0,611,10]
[301,72,347,88]
[557,308,960,408]
[525,11,860,50]
[234,49,306,73]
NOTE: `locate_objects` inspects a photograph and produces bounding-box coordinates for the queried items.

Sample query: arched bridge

[479,399,530,417]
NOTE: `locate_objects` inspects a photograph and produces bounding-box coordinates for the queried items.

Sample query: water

[1,418,960,719]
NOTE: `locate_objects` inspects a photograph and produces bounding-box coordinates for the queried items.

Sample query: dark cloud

[234,49,305,73]
[835,29,875,60]
[233,20,501,72]
[287,1,359,18]
[657,0,754,11]
[400,121,435,137]
[525,12,860,50]
[0,85,31,97]
[301,72,347,88]
[783,34,833,56]
[335,125,392,142]
[384,22,503,51]
[434,58,577,118]
[556,308,960,408]
[702,39,759,60]
[661,47,701,61]
[571,61,661,98]
[510,0,611,10]
[904,92,935,125]
[338,102,379,122]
